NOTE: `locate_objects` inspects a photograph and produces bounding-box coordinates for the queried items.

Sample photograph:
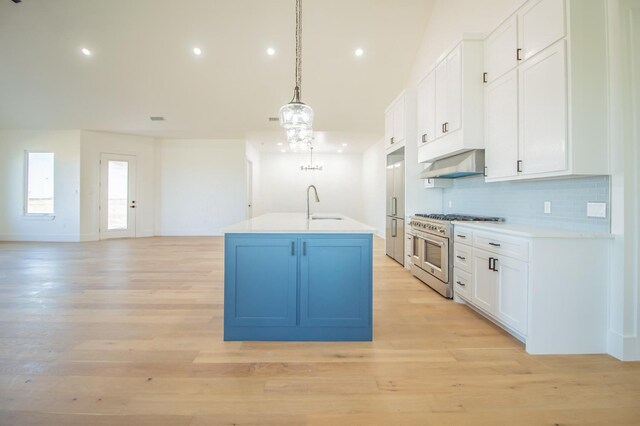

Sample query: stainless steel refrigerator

[386,160,404,265]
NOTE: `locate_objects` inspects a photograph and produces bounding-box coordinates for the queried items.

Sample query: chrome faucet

[306,185,320,219]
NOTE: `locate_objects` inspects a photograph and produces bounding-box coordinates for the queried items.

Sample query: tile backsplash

[442,175,610,232]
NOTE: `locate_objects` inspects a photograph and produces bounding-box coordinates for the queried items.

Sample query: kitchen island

[222,213,374,341]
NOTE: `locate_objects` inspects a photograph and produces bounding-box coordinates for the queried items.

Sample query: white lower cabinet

[494,254,528,335]
[453,224,610,355]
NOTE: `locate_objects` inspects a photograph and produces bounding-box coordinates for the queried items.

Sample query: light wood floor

[0,237,639,425]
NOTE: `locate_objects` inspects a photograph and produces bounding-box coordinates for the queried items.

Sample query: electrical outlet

[544,201,551,214]
[587,202,607,218]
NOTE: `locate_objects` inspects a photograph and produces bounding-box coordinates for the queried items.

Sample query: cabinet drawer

[453,244,473,273]
[454,227,473,244]
[474,232,529,261]
[454,268,472,301]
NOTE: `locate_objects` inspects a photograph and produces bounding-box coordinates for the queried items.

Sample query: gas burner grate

[414,213,504,222]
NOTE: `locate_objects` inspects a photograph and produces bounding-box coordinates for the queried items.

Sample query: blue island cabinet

[224,233,372,341]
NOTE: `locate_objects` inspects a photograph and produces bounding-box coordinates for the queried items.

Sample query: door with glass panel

[99,153,137,239]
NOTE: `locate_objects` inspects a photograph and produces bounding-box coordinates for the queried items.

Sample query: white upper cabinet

[485,69,519,179]
[484,15,518,83]
[483,0,609,181]
[518,0,566,62]
[417,70,436,146]
[417,39,484,163]
[384,93,408,151]
[519,40,567,175]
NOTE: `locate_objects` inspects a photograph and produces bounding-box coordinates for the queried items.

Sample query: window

[25,152,54,215]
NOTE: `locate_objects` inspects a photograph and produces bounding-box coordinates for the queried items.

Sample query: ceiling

[0,0,433,142]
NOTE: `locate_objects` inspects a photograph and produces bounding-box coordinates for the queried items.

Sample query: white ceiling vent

[268,117,279,122]
[150,116,165,121]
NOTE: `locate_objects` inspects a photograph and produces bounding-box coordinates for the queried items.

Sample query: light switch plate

[544,201,551,214]
[587,202,607,218]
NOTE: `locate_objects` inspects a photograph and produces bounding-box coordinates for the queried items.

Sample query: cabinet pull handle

[456,234,466,239]
[302,241,307,256]
[484,166,488,177]
[445,122,449,133]
[489,242,501,247]
[390,137,395,144]
[291,241,295,256]
[493,258,499,272]
[456,255,466,260]
[517,48,522,61]
[517,160,523,173]
[422,133,427,143]
[392,219,397,238]
[489,257,494,270]
[456,280,466,287]
[483,72,488,83]
[441,123,445,133]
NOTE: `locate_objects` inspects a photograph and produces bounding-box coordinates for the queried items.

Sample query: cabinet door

[495,255,528,335]
[384,109,395,149]
[518,0,565,62]
[485,69,519,179]
[518,40,567,175]
[434,60,448,139]
[472,249,497,314]
[445,45,462,134]
[485,15,518,83]
[393,161,405,218]
[417,70,436,145]
[224,236,298,327]
[300,237,372,328]
[393,99,406,144]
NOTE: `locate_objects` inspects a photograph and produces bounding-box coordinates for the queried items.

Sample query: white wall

[156,139,246,236]
[406,0,526,87]
[362,140,386,237]
[80,131,156,241]
[256,152,364,222]
[607,0,640,361]
[0,130,81,242]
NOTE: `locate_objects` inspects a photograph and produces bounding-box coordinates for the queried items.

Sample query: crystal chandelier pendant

[279,88,314,130]
[286,126,313,150]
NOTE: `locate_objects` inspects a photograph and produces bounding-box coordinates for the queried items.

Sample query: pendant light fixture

[301,146,323,171]
[279,0,314,150]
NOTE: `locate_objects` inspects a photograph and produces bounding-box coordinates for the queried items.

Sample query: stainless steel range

[409,214,504,298]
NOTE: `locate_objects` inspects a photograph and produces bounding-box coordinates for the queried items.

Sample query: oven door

[409,233,421,266]
[418,232,449,283]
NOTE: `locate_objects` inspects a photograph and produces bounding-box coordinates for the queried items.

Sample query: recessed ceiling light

[193,47,202,56]
[338,149,344,153]
[280,149,286,153]
[342,143,348,147]
[267,47,276,56]
[355,48,364,57]
[277,142,283,146]
[81,48,91,56]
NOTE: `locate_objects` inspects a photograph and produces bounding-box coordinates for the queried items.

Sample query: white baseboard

[157,228,223,236]
[0,233,80,242]
[608,330,640,361]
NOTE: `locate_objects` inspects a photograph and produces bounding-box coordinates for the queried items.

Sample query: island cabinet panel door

[299,237,372,328]
[224,236,298,327]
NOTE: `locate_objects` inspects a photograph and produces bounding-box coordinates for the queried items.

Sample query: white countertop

[223,213,375,234]
[452,221,612,239]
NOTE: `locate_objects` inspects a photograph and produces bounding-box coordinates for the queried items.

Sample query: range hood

[420,150,485,179]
